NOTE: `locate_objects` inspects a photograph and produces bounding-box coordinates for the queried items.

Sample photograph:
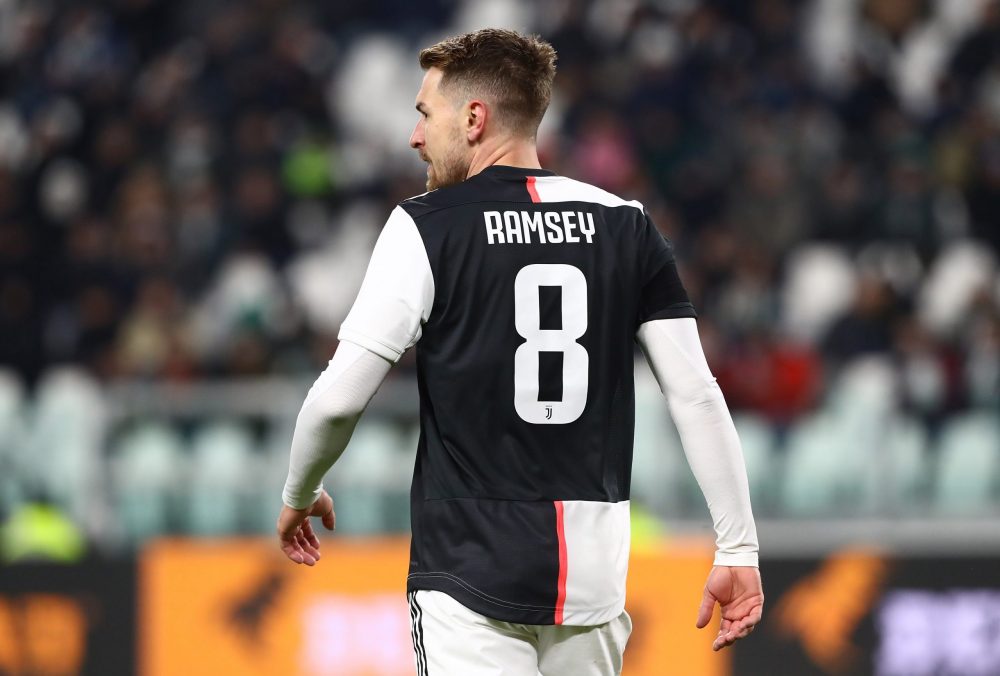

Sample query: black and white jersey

[339,165,696,626]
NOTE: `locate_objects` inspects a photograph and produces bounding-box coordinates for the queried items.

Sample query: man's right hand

[695,565,764,651]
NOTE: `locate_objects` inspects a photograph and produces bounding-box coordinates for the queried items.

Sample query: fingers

[302,518,321,550]
[280,543,302,564]
[296,529,321,564]
[713,628,752,651]
[280,534,310,565]
[277,493,335,566]
[702,565,764,650]
[695,589,717,629]
[712,616,758,651]
[277,515,320,566]
[280,527,321,566]
[313,490,336,531]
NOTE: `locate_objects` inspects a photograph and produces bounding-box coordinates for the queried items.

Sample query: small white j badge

[545,406,553,420]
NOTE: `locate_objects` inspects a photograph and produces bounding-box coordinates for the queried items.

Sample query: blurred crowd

[0,0,997,424]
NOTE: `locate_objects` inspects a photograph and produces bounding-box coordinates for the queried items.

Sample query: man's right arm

[636,317,759,564]
[636,316,763,649]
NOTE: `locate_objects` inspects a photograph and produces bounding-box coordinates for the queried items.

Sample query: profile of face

[409,68,473,191]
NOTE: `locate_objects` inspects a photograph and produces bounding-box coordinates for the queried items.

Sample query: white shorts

[407,590,632,676]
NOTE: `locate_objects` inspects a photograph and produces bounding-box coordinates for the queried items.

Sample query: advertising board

[0,560,136,675]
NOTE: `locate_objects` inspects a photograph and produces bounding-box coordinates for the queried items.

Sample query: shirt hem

[638,304,698,323]
[337,329,402,363]
[407,571,625,626]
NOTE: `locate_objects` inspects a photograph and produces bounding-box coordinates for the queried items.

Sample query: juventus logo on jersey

[545,406,553,419]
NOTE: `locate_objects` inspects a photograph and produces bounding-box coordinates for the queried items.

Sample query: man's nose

[409,120,423,149]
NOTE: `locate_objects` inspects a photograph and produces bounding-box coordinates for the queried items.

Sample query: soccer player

[277,28,762,675]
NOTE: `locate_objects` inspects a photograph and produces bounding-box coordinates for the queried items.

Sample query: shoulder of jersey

[398,173,645,219]
[530,175,645,213]
[397,177,488,218]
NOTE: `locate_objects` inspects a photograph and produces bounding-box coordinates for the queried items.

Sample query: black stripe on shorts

[408,591,428,675]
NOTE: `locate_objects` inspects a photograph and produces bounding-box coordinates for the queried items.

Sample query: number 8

[513,264,589,424]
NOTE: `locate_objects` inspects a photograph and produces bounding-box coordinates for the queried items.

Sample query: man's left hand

[277,489,335,566]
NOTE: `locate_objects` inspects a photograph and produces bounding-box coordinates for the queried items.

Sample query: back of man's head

[419,29,557,140]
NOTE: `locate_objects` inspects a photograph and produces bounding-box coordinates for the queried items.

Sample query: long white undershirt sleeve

[282,205,434,510]
[281,341,393,509]
[636,317,759,567]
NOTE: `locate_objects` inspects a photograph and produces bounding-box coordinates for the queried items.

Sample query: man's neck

[466,139,541,178]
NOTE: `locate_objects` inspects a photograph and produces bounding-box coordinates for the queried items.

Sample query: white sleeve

[337,206,435,362]
[636,317,759,567]
[281,341,393,509]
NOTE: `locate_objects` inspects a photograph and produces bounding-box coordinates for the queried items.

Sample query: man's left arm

[277,341,393,564]
[278,205,434,564]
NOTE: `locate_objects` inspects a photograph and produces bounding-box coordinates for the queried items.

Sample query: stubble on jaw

[426,158,466,191]
[423,142,470,191]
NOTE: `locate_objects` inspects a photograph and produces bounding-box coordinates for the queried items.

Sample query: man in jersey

[277,29,763,675]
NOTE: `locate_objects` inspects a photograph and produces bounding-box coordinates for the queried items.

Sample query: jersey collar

[478,165,557,179]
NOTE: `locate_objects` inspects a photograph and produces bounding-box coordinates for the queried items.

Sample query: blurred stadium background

[0,0,998,674]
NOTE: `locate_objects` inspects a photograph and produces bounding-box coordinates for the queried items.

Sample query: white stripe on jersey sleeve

[530,176,645,211]
[561,500,630,626]
[338,206,435,362]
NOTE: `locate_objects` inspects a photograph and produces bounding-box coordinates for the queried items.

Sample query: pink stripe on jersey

[526,176,541,203]
[554,500,567,624]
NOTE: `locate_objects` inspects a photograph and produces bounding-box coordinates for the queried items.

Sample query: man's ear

[466,99,488,143]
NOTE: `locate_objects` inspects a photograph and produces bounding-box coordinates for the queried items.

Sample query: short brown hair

[419,28,557,138]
